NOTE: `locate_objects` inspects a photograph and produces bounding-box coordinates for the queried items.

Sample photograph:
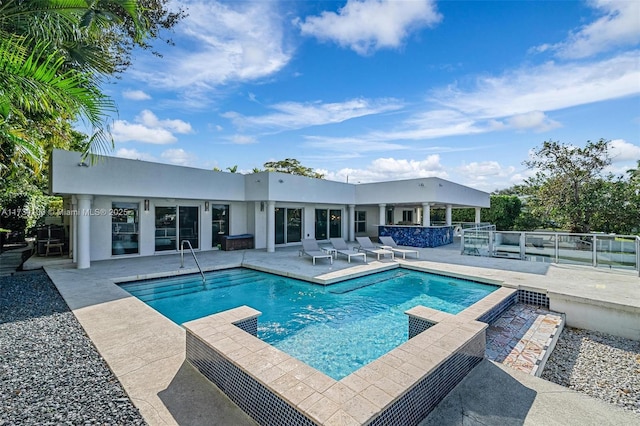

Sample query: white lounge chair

[300,239,333,265]
[330,238,367,263]
[378,236,420,259]
[355,237,394,260]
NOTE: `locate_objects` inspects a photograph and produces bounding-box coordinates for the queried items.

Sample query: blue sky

[105,0,640,191]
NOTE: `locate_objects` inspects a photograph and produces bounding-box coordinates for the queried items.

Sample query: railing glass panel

[595,236,637,270]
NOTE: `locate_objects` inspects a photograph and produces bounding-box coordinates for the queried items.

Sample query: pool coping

[178,273,519,425]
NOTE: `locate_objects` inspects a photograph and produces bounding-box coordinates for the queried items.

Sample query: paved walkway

[28,245,639,425]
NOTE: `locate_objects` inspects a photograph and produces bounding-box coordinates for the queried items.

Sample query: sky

[105,0,640,192]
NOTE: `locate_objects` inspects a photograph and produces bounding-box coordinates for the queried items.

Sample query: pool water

[120,268,496,379]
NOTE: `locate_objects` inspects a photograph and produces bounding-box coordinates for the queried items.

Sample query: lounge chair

[355,237,394,260]
[330,238,367,263]
[378,236,420,259]
[300,239,333,265]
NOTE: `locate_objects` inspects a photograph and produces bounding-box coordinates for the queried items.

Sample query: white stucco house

[49,149,490,268]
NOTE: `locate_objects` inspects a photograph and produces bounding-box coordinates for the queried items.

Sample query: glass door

[179,206,199,249]
[286,209,302,243]
[155,206,177,251]
[211,204,229,247]
[275,207,302,244]
[329,209,342,238]
[315,209,328,240]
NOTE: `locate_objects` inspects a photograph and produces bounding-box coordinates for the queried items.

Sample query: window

[355,211,366,233]
[402,210,413,223]
[112,202,139,255]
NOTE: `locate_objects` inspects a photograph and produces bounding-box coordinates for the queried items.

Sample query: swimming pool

[120,268,497,379]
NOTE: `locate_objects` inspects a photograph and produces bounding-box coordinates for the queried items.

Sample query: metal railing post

[592,235,598,267]
[180,240,206,283]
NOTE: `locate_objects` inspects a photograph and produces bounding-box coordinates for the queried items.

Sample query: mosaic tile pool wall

[186,305,488,426]
[187,333,318,426]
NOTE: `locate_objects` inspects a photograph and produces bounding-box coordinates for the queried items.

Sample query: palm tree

[0,0,149,172]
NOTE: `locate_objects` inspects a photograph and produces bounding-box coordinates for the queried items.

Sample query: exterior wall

[357,206,381,237]
[50,150,490,265]
[265,172,354,204]
[51,150,246,201]
[355,177,489,208]
[81,196,250,262]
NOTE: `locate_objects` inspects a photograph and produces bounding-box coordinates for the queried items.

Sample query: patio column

[348,204,355,242]
[475,207,481,223]
[445,204,452,226]
[266,201,276,253]
[71,196,77,263]
[378,204,386,225]
[76,195,92,269]
[422,202,431,227]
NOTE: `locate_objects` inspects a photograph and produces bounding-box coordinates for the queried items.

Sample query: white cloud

[297,0,441,55]
[223,98,403,130]
[112,110,192,144]
[228,134,257,145]
[609,139,640,162]
[132,1,291,93]
[535,0,640,59]
[502,111,561,132]
[303,136,407,153]
[432,53,640,119]
[114,148,157,162]
[137,110,193,134]
[122,90,151,101]
[458,161,516,180]
[112,121,177,144]
[323,155,447,183]
[161,148,198,166]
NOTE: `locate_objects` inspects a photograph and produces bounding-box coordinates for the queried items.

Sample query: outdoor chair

[378,236,419,259]
[330,238,367,263]
[300,239,333,265]
[355,237,394,260]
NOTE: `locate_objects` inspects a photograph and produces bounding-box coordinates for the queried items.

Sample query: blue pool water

[120,268,496,379]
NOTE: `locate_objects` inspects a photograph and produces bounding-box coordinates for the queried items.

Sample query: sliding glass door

[179,206,199,249]
[275,207,302,244]
[155,207,177,251]
[315,208,342,240]
[155,205,199,251]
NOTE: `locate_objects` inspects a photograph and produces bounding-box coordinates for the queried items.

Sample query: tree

[1,0,183,166]
[523,139,611,233]
[226,165,238,173]
[263,158,324,179]
[483,195,522,231]
[450,195,522,231]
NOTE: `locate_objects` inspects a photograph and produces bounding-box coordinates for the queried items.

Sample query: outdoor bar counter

[378,225,455,248]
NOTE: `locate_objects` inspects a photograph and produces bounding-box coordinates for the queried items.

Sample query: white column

[76,195,92,269]
[445,204,452,226]
[422,203,431,227]
[348,204,355,242]
[475,207,482,223]
[71,196,77,263]
[266,201,276,253]
[378,204,386,225]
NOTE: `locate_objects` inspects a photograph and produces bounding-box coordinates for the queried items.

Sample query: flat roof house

[49,149,490,268]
